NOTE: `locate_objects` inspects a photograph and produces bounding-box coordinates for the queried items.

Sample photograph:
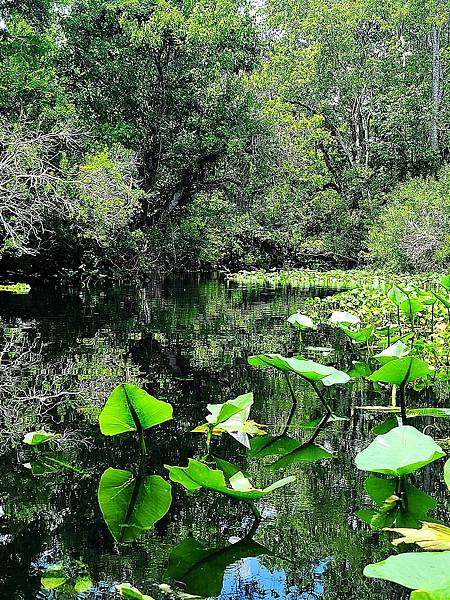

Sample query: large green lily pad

[364,551,450,599]
[355,426,445,477]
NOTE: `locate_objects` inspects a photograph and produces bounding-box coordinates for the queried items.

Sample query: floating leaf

[248,354,350,385]
[269,442,334,470]
[98,468,172,543]
[330,311,360,325]
[368,357,432,386]
[355,426,445,477]
[386,523,450,551]
[287,313,315,329]
[165,459,295,500]
[23,430,59,446]
[165,535,272,597]
[99,384,172,436]
[364,552,450,599]
[339,324,374,344]
[117,583,154,600]
[374,340,410,365]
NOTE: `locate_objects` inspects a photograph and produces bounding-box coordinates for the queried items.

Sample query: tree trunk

[430,23,441,154]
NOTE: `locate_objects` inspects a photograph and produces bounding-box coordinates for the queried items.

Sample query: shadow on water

[0,274,443,599]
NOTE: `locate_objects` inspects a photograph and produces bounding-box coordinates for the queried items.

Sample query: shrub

[368,167,450,272]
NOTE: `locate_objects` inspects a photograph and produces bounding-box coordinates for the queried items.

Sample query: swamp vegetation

[1,0,450,280]
[1,272,450,599]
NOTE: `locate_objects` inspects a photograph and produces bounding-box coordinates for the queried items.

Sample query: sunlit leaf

[165,459,295,500]
[287,313,315,329]
[374,340,410,365]
[364,552,450,599]
[445,459,450,490]
[339,324,374,343]
[367,357,432,386]
[387,286,408,306]
[400,297,424,318]
[99,384,173,436]
[385,522,450,551]
[355,426,445,476]
[23,430,59,446]
[330,311,360,325]
[117,583,154,600]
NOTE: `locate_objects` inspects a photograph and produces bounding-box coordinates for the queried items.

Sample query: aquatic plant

[99,383,173,454]
[192,392,266,451]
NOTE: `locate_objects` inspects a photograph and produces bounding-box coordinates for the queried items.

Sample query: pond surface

[0,274,448,600]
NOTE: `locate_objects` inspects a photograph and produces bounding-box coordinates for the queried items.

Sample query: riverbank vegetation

[1,1,450,281]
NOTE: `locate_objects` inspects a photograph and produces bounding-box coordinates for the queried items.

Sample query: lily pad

[368,357,432,386]
[248,354,350,385]
[98,468,172,543]
[99,384,173,436]
[355,426,445,477]
[364,552,450,599]
[165,459,295,500]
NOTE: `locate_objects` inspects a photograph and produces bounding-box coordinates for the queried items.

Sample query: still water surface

[1,275,447,599]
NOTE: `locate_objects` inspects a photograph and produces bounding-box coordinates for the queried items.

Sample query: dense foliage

[1,0,449,279]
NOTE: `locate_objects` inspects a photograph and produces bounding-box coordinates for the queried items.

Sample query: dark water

[0,275,448,600]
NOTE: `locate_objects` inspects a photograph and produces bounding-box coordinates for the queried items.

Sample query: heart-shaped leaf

[368,357,432,386]
[355,426,445,477]
[98,468,172,543]
[339,325,374,344]
[99,384,173,436]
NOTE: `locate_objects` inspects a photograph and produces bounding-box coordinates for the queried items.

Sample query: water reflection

[0,275,446,599]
